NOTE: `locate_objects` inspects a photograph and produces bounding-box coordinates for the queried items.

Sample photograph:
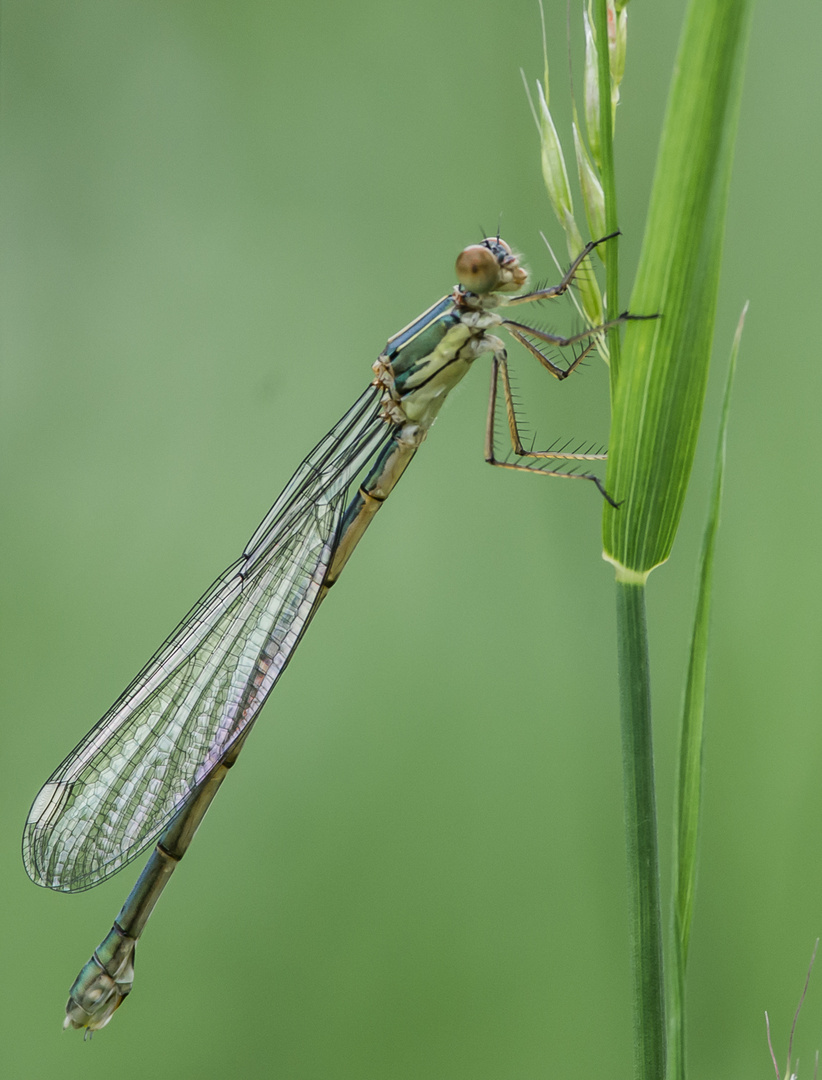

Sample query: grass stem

[615,580,666,1079]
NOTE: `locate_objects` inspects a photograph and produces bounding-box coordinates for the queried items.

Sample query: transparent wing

[23,385,391,892]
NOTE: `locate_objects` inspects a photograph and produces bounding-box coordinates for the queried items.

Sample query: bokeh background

[2,2,820,1077]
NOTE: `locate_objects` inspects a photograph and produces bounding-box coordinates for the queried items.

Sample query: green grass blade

[602,0,753,578]
[667,304,746,1080]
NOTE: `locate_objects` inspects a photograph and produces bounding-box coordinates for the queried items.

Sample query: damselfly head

[455,238,527,296]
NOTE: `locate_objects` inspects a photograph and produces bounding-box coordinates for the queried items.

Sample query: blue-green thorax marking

[375,289,506,431]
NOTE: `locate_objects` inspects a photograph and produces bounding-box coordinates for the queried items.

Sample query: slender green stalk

[667,306,746,1080]
[616,581,666,1079]
[592,0,621,376]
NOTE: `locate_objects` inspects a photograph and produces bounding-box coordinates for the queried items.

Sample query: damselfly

[23,232,646,1033]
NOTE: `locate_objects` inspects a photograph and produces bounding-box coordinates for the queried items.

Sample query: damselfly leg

[484,347,617,507]
[503,231,618,308]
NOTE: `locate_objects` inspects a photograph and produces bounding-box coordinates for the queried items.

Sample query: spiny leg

[503,311,658,352]
[486,351,607,462]
[484,351,618,508]
[504,231,620,307]
[502,310,659,383]
[505,326,598,381]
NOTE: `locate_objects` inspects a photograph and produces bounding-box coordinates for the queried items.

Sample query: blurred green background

[2,1,820,1076]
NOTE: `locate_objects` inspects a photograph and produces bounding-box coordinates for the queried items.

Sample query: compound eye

[455,245,500,294]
